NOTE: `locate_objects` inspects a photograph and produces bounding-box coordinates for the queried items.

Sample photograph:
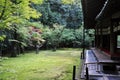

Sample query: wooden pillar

[107,34,110,51]
[103,34,105,49]
[98,26,101,48]
[100,25,103,48]
[104,35,109,50]
[95,27,97,47]
[110,23,116,58]
[96,26,99,48]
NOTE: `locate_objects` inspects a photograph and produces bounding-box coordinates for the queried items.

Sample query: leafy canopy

[0,0,43,41]
[62,0,75,4]
[0,0,43,29]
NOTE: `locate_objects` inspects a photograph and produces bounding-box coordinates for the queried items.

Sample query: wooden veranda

[80,0,120,80]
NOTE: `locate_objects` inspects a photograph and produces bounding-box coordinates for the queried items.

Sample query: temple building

[81,0,120,80]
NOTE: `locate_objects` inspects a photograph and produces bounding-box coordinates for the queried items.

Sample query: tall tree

[31,0,82,28]
[0,0,43,57]
[0,0,43,29]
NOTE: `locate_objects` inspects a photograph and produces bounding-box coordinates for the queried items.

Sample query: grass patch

[0,48,81,80]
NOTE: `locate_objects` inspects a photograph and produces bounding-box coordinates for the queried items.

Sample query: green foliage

[62,0,75,4]
[60,28,83,47]
[0,0,43,44]
[31,0,43,4]
[16,22,45,47]
[32,0,82,28]
[42,24,64,50]
[0,35,6,41]
[0,0,43,28]
[83,29,95,47]
[117,36,120,47]
[29,22,44,29]
[42,24,94,49]
[61,29,75,42]
[0,0,94,53]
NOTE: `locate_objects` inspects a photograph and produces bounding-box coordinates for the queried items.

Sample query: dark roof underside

[81,0,106,29]
[96,0,120,20]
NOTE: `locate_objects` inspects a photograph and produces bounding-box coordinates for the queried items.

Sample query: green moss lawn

[0,48,81,80]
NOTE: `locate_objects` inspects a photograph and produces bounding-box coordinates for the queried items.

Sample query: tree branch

[0,0,7,20]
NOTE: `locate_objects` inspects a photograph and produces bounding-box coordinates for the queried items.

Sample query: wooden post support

[100,25,103,48]
[96,26,99,48]
[110,22,116,58]
[86,66,89,80]
[82,26,85,59]
[72,66,76,80]
[95,26,97,47]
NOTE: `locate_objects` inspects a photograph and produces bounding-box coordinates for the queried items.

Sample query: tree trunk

[52,45,56,51]
[11,44,17,57]
[35,44,39,54]
[20,46,25,54]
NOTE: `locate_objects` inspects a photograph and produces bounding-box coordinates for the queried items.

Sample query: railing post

[97,63,99,72]
[80,52,83,59]
[86,66,89,80]
[82,23,85,59]
[72,65,76,80]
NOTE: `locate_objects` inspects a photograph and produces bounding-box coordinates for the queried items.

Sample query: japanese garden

[0,0,93,80]
[1,0,119,80]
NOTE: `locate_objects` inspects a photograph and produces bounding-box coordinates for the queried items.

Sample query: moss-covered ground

[0,48,81,80]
